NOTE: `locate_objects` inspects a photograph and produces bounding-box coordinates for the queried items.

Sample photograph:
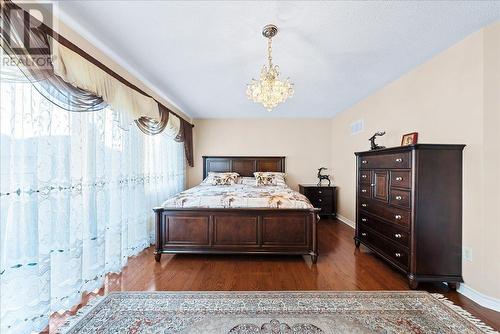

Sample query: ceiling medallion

[246,24,294,112]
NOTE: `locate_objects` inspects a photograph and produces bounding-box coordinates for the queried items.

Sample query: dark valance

[0,0,107,112]
[175,118,194,168]
[0,0,194,166]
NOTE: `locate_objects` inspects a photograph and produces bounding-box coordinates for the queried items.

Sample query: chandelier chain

[246,24,294,112]
[267,37,273,68]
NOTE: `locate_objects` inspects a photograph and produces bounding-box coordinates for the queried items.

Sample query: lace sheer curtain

[0,69,185,333]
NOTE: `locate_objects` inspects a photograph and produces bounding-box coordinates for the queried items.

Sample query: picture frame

[401,132,418,146]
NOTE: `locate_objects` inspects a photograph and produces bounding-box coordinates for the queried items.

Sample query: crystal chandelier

[246,24,294,112]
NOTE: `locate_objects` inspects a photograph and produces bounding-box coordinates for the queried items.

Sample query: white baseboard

[457,283,500,312]
[333,214,500,312]
[336,214,355,229]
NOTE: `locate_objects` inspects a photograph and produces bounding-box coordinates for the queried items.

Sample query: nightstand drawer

[310,196,332,209]
[306,191,332,202]
[305,187,333,197]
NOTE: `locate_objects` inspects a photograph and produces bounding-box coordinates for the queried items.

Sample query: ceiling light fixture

[246,24,294,112]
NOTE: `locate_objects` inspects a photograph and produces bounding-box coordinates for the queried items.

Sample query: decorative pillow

[254,172,286,187]
[203,172,239,185]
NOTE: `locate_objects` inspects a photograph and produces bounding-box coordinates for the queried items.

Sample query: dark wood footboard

[153,207,320,263]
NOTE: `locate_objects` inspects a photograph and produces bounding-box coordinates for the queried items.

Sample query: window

[0,68,185,333]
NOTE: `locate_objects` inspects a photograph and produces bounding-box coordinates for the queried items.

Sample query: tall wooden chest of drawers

[354,144,465,289]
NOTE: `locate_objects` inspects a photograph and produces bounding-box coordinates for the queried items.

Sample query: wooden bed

[153,156,320,263]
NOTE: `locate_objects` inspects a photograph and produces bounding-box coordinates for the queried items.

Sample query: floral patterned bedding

[162,183,314,209]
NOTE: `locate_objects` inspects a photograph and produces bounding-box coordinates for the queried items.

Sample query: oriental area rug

[58,291,498,334]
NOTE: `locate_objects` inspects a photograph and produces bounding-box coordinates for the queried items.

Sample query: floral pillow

[254,172,286,187]
[203,172,239,185]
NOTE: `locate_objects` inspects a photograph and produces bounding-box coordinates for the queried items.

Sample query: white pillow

[238,177,257,186]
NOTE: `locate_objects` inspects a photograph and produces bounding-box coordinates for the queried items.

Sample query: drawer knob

[361,203,367,207]
[362,175,367,178]
[395,177,403,181]
[394,214,402,220]
[394,233,402,238]
[361,232,367,236]
[318,199,322,202]
[395,158,403,163]
[361,189,367,193]
[395,252,402,257]
[395,196,402,200]
[361,160,368,164]
[361,218,367,222]
[318,190,322,194]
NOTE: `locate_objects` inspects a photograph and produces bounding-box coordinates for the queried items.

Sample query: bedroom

[0,0,499,333]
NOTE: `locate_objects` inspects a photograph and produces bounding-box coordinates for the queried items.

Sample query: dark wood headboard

[203,156,285,179]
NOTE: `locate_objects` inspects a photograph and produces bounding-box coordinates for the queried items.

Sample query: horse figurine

[317,167,331,186]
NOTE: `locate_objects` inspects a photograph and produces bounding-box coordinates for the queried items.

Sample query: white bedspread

[162,183,313,209]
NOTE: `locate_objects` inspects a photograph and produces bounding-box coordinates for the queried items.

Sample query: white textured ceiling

[55,1,499,119]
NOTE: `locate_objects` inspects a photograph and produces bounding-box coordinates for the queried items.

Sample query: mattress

[162,182,313,209]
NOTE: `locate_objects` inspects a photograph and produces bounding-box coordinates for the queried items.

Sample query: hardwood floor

[46,218,500,333]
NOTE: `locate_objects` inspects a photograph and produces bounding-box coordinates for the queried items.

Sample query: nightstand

[299,184,337,218]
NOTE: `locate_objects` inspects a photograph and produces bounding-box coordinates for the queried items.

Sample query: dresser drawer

[359,184,372,198]
[359,152,411,169]
[358,225,409,270]
[359,170,372,184]
[390,171,411,189]
[359,213,409,247]
[390,189,411,209]
[358,199,410,228]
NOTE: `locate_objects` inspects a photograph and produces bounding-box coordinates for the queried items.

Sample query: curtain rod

[8,0,194,127]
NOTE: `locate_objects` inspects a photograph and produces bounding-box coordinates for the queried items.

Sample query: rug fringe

[432,293,499,334]
[56,294,105,334]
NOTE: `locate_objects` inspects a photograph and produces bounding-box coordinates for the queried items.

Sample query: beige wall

[330,22,500,299]
[482,21,500,299]
[189,22,499,300]
[187,119,332,190]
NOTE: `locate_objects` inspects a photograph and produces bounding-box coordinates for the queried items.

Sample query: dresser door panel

[373,171,389,203]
